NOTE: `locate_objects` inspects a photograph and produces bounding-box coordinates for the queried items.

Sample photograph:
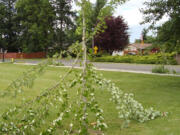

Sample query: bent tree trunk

[82,0,88,130]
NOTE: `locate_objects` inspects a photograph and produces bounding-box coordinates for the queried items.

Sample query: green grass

[0,63,180,135]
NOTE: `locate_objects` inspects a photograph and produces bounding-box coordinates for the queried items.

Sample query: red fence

[0,52,46,59]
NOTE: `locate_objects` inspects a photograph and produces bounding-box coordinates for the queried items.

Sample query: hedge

[91,53,177,65]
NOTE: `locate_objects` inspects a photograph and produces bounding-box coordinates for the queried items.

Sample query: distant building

[112,43,159,56]
[124,43,159,55]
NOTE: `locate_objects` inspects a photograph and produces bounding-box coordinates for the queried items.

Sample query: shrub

[152,65,170,74]
[91,53,178,65]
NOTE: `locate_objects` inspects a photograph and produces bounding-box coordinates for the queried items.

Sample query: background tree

[0,2,6,50]
[90,0,113,33]
[92,0,107,24]
[75,0,114,47]
[53,0,75,51]
[16,0,55,52]
[0,0,19,52]
[0,2,7,62]
[155,19,180,52]
[141,0,180,53]
[134,28,156,44]
[142,28,148,41]
[141,0,180,28]
[95,16,129,53]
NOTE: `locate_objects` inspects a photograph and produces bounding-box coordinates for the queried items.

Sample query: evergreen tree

[53,0,75,51]
[0,2,6,50]
[16,0,55,52]
[0,0,19,52]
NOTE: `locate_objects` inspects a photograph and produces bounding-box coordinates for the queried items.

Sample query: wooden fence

[0,52,46,59]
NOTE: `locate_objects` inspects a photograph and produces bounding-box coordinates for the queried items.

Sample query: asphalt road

[6,59,180,73]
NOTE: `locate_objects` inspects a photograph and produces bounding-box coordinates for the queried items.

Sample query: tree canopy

[16,0,55,52]
[0,2,6,49]
[0,0,129,53]
[141,0,180,53]
[141,0,180,27]
[95,16,129,53]
[52,0,75,51]
[0,0,19,51]
[0,0,75,53]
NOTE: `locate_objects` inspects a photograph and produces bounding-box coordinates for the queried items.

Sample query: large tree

[95,16,129,53]
[16,0,55,52]
[0,0,19,52]
[141,0,180,52]
[52,0,75,51]
[75,0,114,44]
[141,0,180,28]
[0,2,6,50]
[156,19,180,52]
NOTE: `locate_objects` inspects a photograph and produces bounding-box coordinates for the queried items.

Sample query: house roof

[128,43,152,49]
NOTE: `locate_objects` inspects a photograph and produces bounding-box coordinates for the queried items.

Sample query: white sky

[115,0,149,43]
[73,0,168,43]
[114,0,168,43]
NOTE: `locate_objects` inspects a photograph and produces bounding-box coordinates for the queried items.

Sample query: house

[112,43,159,56]
[124,43,157,55]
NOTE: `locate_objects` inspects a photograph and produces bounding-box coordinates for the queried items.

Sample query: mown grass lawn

[0,63,180,135]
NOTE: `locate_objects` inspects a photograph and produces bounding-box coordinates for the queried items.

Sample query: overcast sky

[73,0,167,43]
[115,0,169,43]
[114,0,149,43]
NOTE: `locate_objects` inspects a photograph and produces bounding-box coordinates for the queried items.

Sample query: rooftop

[128,43,152,49]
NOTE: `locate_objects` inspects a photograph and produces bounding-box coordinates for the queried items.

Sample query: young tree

[95,16,129,53]
[16,0,55,52]
[0,1,163,135]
